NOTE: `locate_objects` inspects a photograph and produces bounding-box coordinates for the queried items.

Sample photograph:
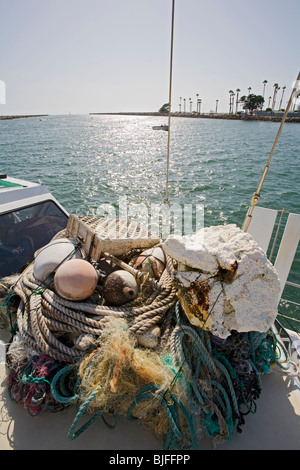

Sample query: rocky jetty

[90,111,300,123]
[0,115,48,120]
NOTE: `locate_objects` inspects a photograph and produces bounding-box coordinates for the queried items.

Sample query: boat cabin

[0,175,68,277]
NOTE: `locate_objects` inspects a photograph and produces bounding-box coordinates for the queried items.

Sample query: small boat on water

[152,125,168,131]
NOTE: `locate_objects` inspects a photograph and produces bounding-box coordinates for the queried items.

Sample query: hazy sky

[1,0,299,115]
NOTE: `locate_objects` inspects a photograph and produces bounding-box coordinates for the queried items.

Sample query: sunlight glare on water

[0,114,299,325]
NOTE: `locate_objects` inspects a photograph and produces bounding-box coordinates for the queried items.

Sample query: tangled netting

[0,247,291,450]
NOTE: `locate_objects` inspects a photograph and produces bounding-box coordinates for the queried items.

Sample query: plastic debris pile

[0,218,287,450]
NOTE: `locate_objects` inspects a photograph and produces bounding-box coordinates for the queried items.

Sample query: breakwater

[90,111,300,123]
[0,115,48,120]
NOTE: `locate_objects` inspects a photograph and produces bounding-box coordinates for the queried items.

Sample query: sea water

[0,114,299,327]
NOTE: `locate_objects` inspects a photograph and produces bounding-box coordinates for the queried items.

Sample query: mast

[164,0,175,205]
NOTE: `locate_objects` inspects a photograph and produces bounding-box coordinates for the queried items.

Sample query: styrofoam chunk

[163,224,281,339]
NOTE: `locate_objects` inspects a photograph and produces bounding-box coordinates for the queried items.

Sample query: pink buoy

[54,259,98,301]
[132,247,165,279]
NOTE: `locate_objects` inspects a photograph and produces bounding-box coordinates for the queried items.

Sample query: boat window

[0,200,68,278]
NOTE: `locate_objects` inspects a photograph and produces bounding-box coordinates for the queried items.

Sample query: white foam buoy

[34,238,82,282]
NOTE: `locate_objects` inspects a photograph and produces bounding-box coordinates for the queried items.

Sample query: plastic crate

[66,214,160,260]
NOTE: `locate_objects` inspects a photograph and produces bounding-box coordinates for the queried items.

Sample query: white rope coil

[14,255,177,363]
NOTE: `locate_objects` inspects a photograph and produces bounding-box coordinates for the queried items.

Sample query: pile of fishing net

[1,272,282,449]
[70,313,279,448]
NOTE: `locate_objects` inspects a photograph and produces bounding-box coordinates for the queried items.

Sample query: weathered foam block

[163,224,281,339]
[163,229,219,274]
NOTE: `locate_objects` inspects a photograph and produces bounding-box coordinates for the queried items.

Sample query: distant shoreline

[90,111,300,123]
[0,115,48,120]
[1,112,299,123]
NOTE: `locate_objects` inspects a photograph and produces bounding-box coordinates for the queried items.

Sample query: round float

[54,259,98,301]
[34,238,82,282]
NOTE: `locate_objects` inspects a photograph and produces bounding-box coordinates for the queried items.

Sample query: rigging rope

[242,70,300,232]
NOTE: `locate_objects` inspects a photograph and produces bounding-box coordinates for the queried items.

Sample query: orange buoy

[54,259,98,301]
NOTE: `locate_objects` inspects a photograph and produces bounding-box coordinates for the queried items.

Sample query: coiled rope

[13,253,177,363]
[7,352,69,416]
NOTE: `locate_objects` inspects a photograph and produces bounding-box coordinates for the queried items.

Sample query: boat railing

[248,207,300,333]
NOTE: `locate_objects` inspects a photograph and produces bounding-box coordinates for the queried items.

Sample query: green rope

[22,374,50,385]
[0,293,18,333]
[214,352,250,414]
[50,365,79,405]
[0,293,17,308]
[168,302,283,443]
[68,385,103,440]
[68,383,130,440]
[127,384,198,450]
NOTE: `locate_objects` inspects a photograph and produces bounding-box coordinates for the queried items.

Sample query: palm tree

[268,96,272,108]
[278,86,286,110]
[215,99,219,113]
[179,96,182,113]
[262,80,268,99]
[262,80,268,110]
[196,94,199,113]
[272,83,279,111]
[248,87,252,95]
[229,90,234,113]
[235,88,240,113]
[293,91,300,111]
[183,98,186,113]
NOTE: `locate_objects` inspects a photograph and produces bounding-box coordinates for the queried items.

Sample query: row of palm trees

[228,81,287,114]
[178,96,202,114]
[178,80,297,114]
